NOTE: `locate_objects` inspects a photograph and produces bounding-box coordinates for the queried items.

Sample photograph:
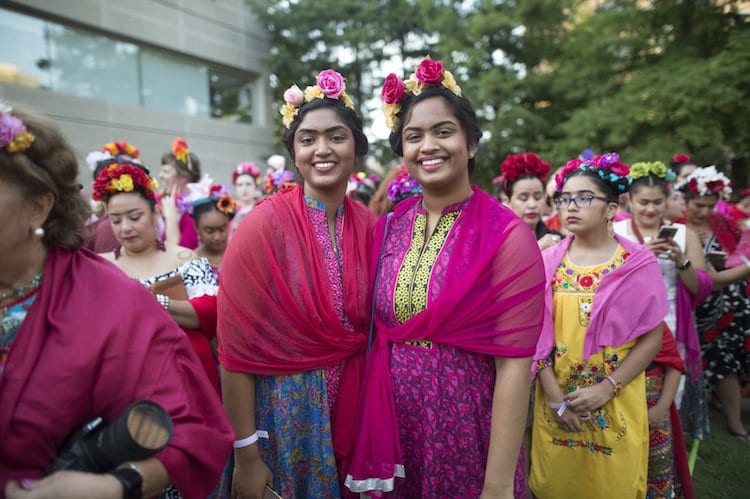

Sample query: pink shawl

[534,234,669,364]
[675,272,712,379]
[346,187,546,493]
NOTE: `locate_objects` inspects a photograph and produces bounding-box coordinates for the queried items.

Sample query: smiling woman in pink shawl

[0,106,232,498]
[529,153,668,499]
[346,58,546,498]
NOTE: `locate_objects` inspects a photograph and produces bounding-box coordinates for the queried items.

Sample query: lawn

[690,402,750,498]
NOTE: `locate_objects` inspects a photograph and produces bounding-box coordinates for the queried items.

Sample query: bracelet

[549,400,567,416]
[233,432,259,448]
[604,375,623,397]
[741,256,750,269]
[155,294,170,311]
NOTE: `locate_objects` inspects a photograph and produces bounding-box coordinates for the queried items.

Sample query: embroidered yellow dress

[530,245,649,499]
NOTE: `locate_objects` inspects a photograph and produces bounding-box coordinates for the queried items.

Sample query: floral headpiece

[232,161,261,184]
[92,161,159,201]
[387,171,423,203]
[102,140,140,159]
[498,152,552,190]
[264,169,297,194]
[171,137,189,163]
[381,57,462,132]
[629,161,676,182]
[672,154,691,164]
[181,174,237,217]
[555,152,631,194]
[0,103,35,153]
[280,69,355,129]
[675,165,732,199]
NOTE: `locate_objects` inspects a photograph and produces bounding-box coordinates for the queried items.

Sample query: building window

[0,6,254,123]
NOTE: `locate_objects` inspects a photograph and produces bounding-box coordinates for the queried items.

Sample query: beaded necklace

[0,273,43,304]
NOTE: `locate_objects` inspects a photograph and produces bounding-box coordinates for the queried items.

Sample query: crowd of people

[0,57,748,499]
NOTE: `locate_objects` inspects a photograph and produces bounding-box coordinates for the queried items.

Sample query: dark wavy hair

[161,150,201,183]
[389,86,483,174]
[281,97,369,163]
[0,106,91,250]
[630,174,669,198]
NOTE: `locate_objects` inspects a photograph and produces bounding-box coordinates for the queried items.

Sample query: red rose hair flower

[499,152,552,186]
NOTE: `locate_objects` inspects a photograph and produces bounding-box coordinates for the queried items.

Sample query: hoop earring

[34,227,45,238]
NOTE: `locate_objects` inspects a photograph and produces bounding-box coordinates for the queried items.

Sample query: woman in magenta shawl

[0,105,232,498]
[217,70,376,498]
[346,58,546,498]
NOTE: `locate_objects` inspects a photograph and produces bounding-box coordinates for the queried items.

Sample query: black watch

[110,463,143,499]
[677,258,692,270]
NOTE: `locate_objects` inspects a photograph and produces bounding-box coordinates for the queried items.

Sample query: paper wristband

[233,432,259,449]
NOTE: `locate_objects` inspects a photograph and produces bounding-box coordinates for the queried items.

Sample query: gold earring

[607,219,614,237]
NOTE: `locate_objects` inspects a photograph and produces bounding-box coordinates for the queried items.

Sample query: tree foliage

[249,0,749,187]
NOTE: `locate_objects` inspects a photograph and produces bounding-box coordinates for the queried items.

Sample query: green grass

[690,404,750,498]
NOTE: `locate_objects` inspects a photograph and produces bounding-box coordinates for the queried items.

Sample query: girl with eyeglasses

[530,153,668,498]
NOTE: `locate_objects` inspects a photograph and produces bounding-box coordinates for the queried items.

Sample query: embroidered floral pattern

[552,437,613,456]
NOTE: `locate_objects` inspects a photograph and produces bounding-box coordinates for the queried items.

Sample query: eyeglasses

[554,195,611,209]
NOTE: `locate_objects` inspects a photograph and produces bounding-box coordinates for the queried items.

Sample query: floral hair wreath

[181,174,237,217]
[629,161,676,182]
[0,103,35,153]
[264,169,297,194]
[280,69,355,129]
[102,140,140,159]
[381,57,462,132]
[498,152,552,190]
[674,165,732,199]
[387,171,423,203]
[555,152,631,194]
[232,161,261,184]
[92,162,159,201]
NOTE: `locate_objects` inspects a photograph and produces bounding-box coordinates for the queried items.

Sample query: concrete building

[0,0,275,186]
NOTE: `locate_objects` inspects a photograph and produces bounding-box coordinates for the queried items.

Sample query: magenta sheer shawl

[345,187,545,493]
[676,271,712,379]
[534,234,669,366]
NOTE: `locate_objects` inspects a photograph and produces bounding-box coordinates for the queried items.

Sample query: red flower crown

[92,162,158,201]
[499,152,552,187]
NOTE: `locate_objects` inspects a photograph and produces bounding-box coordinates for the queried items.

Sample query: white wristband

[233,432,259,448]
[740,255,750,269]
[549,400,567,416]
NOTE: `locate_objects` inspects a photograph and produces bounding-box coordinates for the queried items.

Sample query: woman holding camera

[0,104,232,498]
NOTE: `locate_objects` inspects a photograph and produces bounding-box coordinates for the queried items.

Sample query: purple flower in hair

[580,149,595,160]
[0,112,25,148]
[599,152,620,168]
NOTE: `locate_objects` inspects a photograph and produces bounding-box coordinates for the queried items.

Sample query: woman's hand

[231,449,273,499]
[648,404,669,428]
[161,184,180,225]
[538,233,561,251]
[5,471,121,498]
[643,237,672,259]
[564,382,614,414]
[552,404,584,433]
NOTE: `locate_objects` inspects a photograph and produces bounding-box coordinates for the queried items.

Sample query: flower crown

[498,152,551,188]
[102,140,140,159]
[0,104,35,153]
[232,161,261,184]
[387,171,423,203]
[629,161,676,182]
[672,154,691,164]
[381,57,462,132]
[280,69,355,129]
[555,152,631,194]
[181,175,237,217]
[264,169,297,194]
[675,165,732,199]
[92,162,158,201]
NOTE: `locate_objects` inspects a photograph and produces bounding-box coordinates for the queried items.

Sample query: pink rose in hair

[415,58,444,85]
[381,73,405,104]
[608,161,630,177]
[317,69,346,99]
[0,112,25,147]
[283,84,304,106]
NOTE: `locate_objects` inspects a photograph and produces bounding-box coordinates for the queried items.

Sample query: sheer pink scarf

[346,187,545,493]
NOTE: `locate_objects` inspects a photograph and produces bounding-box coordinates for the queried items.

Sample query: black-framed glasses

[554,195,611,209]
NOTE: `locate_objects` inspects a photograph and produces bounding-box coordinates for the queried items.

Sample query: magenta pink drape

[346,187,546,493]
[217,185,376,482]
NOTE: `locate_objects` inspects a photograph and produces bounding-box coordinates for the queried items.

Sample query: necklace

[0,272,43,303]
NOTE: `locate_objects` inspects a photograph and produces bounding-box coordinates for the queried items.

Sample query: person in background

[230,161,262,232]
[160,137,201,249]
[498,152,563,250]
[675,166,750,443]
[530,152,667,498]
[262,153,287,195]
[728,187,750,228]
[368,163,407,216]
[218,69,376,498]
[347,57,545,498]
[671,154,697,185]
[0,104,231,498]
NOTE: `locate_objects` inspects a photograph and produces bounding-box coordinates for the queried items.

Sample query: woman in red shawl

[346,58,546,497]
[0,105,231,498]
[217,69,376,498]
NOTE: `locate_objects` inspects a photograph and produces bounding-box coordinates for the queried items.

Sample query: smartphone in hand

[657,225,678,240]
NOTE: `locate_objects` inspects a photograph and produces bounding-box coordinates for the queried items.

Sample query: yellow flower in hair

[404,74,423,96]
[383,102,402,132]
[280,103,299,129]
[441,70,462,97]
[6,131,35,153]
[148,178,160,192]
[630,161,667,180]
[340,92,355,110]
[111,174,134,192]
[304,85,325,102]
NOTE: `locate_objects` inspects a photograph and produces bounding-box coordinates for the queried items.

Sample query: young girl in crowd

[160,137,202,249]
[217,70,376,498]
[347,57,546,498]
[230,161,261,232]
[676,166,750,443]
[530,153,668,498]
[499,152,563,250]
